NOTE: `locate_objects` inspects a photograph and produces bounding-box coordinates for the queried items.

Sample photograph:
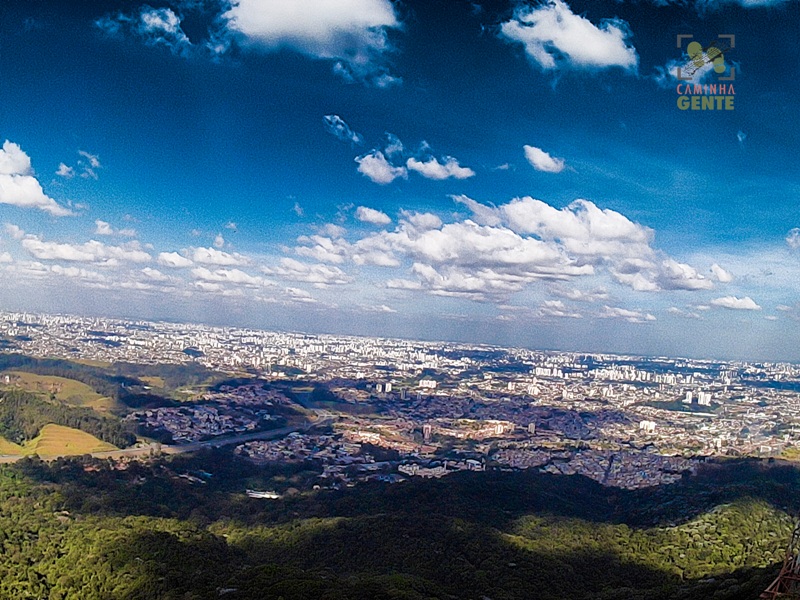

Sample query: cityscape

[3,310,799,493]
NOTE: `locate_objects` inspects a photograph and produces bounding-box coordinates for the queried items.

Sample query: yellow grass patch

[140,376,166,388]
[0,436,24,456]
[1,371,119,412]
[70,359,112,368]
[24,424,117,457]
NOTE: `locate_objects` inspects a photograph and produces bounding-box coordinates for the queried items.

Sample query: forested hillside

[0,390,135,448]
[0,453,797,599]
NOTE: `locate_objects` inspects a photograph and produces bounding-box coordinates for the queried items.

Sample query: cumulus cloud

[355,206,391,225]
[94,219,136,237]
[141,267,169,281]
[21,236,151,263]
[500,0,638,72]
[400,211,443,231]
[600,305,656,323]
[710,296,761,310]
[191,266,268,287]
[406,156,475,180]
[4,223,25,240]
[214,233,225,249]
[0,141,73,216]
[289,195,719,305]
[157,252,194,268]
[323,115,363,145]
[787,228,800,249]
[549,285,608,303]
[523,145,566,173]
[95,220,114,236]
[56,163,74,178]
[710,263,733,283]
[657,259,713,290]
[538,299,582,319]
[96,7,191,55]
[190,246,249,266]
[355,150,407,184]
[666,306,702,319]
[263,257,351,286]
[222,0,401,85]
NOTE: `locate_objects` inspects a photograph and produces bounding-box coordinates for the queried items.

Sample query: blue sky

[1,0,799,361]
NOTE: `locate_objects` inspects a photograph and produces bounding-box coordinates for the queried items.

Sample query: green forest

[0,390,136,448]
[0,452,797,599]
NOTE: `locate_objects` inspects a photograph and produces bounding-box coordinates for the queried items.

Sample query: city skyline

[1,0,799,361]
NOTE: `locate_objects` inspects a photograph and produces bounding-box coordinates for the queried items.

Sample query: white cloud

[4,223,25,240]
[549,285,608,303]
[21,236,151,263]
[400,211,443,231]
[214,233,225,249]
[323,115,363,145]
[141,267,169,281]
[384,133,404,157]
[95,220,114,236]
[362,303,397,313]
[94,219,136,237]
[263,257,351,286]
[0,252,11,263]
[710,295,761,310]
[295,234,350,264]
[657,259,713,290]
[222,0,401,85]
[56,163,74,178]
[291,195,719,304]
[190,246,249,266]
[355,151,407,184]
[284,287,317,303]
[191,266,267,287]
[78,150,101,169]
[737,130,747,145]
[97,7,191,55]
[406,156,475,180]
[224,221,238,231]
[710,263,733,283]
[0,141,73,216]
[600,305,656,323]
[653,57,720,88]
[500,0,638,71]
[538,299,582,319]
[786,228,800,249]
[140,8,189,50]
[523,145,566,173]
[355,206,391,225]
[157,252,194,268]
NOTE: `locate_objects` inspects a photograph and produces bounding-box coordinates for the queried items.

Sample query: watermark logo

[674,34,736,110]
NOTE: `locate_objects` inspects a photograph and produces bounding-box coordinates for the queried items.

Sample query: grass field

[0,436,24,455]
[1,371,119,412]
[140,376,166,388]
[24,424,117,457]
[69,359,112,368]
[0,425,117,457]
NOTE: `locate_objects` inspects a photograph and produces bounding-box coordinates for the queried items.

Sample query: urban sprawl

[2,311,799,493]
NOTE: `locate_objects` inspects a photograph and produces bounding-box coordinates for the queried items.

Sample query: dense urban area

[2,310,799,494]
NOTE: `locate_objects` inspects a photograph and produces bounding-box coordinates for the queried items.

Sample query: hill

[0,452,797,599]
